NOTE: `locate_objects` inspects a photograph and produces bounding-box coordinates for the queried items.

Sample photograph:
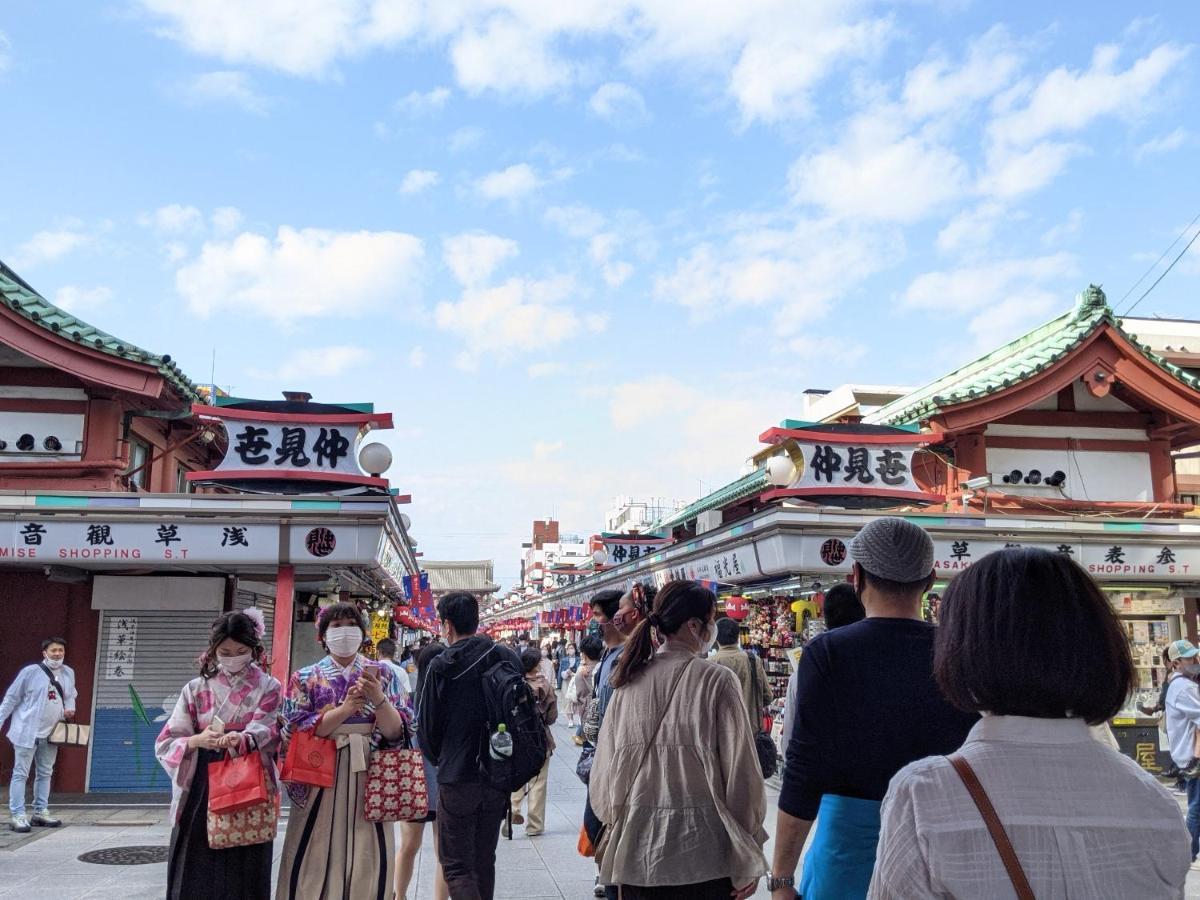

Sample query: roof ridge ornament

[1075,284,1108,317]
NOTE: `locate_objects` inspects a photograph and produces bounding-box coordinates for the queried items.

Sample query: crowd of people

[3,515,1199,898]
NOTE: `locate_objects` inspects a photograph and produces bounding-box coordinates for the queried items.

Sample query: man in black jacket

[419,591,521,900]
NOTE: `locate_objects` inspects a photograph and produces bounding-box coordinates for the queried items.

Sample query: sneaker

[573,735,585,746]
[510,811,524,825]
[9,815,30,834]
[30,810,62,828]
[1182,760,1200,780]
[501,822,512,839]
[593,878,606,898]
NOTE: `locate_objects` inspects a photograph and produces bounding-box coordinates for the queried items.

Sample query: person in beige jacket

[591,580,768,900]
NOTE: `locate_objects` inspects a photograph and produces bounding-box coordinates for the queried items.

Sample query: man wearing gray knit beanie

[769,518,977,900]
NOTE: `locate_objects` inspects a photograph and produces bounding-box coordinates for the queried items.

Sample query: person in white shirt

[870,548,1189,899]
[375,638,412,709]
[0,637,76,833]
[1166,639,1200,861]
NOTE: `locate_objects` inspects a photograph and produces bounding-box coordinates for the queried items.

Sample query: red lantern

[725,596,748,621]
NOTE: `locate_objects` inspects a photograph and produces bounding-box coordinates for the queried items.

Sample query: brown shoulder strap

[947,754,1035,900]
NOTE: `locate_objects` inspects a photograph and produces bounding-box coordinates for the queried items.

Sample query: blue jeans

[8,738,58,817]
[1188,777,1200,860]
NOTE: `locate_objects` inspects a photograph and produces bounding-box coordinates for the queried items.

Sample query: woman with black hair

[157,609,282,900]
[276,602,409,900]
[869,549,1189,898]
[395,641,449,900]
[590,580,767,900]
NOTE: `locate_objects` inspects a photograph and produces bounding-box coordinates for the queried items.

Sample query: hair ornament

[243,606,267,639]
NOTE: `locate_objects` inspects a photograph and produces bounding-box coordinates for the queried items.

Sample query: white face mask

[43,656,64,670]
[697,620,718,654]
[325,625,364,657]
[218,653,252,675]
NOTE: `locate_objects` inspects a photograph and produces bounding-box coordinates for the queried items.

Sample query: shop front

[0,490,416,793]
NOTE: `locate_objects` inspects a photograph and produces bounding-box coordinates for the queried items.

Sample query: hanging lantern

[725,595,748,621]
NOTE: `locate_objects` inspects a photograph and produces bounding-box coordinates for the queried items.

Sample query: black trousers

[436,781,507,900]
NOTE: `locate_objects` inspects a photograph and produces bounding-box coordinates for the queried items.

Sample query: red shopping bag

[280,728,336,789]
[208,751,268,813]
[363,747,428,822]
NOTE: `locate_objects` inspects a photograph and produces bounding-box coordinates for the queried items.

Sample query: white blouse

[869,716,1190,899]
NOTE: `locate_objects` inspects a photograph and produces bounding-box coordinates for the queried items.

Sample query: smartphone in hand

[210,715,225,734]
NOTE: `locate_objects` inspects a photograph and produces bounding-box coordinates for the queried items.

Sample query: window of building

[176,466,193,494]
[129,438,151,490]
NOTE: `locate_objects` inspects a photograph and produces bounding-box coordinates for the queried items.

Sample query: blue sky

[1,1,1198,587]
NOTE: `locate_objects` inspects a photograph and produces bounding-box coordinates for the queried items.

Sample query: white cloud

[1041,209,1085,247]
[252,345,371,381]
[400,169,440,194]
[527,361,567,378]
[179,70,270,114]
[395,86,451,114]
[655,216,902,334]
[588,82,650,126]
[211,206,244,234]
[176,225,424,320]
[544,204,606,239]
[988,42,1189,149]
[134,1,893,122]
[0,30,10,74]
[53,285,112,315]
[139,203,205,234]
[442,232,519,286]
[11,223,92,269]
[435,274,598,362]
[789,109,968,223]
[449,126,484,153]
[408,346,427,368]
[475,163,543,202]
[589,233,634,287]
[936,202,1007,256]
[1136,126,1189,159]
[904,253,1079,347]
[902,25,1023,120]
[978,141,1081,199]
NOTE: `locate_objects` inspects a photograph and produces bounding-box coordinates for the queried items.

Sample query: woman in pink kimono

[156,609,283,900]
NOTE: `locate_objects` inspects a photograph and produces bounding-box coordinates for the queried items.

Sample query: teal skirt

[798,794,882,900]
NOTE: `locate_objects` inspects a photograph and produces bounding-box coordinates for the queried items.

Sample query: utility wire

[1118,211,1200,314]
[1123,222,1200,317]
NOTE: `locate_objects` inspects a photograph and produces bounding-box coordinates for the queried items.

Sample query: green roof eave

[0,260,200,402]
[653,467,770,530]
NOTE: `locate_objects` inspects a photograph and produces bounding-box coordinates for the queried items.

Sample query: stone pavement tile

[494,866,562,898]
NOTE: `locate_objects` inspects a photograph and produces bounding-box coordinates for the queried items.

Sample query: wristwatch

[767,875,795,891]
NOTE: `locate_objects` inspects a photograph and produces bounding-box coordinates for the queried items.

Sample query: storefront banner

[601,539,667,565]
[214,419,369,476]
[287,523,378,564]
[652,543,761,587]
[792,442,918,492]
[1079,542,1199,579]
[0,520,280,565]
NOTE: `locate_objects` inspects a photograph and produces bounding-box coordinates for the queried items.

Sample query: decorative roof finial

[1075,284,1107,316]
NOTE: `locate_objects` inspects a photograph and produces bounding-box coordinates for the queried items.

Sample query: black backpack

[479,649,549,793]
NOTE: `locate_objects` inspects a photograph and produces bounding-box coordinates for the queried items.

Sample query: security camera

[961,476,991,490]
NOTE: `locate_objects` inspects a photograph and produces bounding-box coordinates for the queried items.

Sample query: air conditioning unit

[695,510,723,534]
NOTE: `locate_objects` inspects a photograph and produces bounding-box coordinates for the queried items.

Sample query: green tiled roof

[654,466,770,530]
[0,260,199,401]
[865,285,1200,427]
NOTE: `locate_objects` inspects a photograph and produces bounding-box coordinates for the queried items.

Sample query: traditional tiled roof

[423,560,499,594]
[0,260,200,401]
[654,466,770,530]
[865,285,1200,427]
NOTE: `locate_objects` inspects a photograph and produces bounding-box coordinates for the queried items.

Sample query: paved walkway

[1,719,1198,898]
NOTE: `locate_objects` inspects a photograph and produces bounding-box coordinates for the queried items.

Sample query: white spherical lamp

[399,513,412,530]
[592,548,609,566]
[358,442,393,476]
[765,455,797,487]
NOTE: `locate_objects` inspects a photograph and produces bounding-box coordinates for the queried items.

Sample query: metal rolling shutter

[89,609,214,792]
[235,589,276,655]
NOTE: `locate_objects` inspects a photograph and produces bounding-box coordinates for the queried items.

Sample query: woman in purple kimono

[276,602,408,900]
[156,609,282,900]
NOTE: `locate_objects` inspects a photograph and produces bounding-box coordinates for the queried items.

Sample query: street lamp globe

[765,455,797,486]
[358,442,393,476]
[592,548,609,566]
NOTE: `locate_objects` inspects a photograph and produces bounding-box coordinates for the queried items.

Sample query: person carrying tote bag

[591,581,768,900]
[155,609,282,900]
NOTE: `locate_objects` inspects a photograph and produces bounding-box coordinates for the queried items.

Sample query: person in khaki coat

[591,581,768,900]
[507,648,558,837]
[710,617,772,734]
